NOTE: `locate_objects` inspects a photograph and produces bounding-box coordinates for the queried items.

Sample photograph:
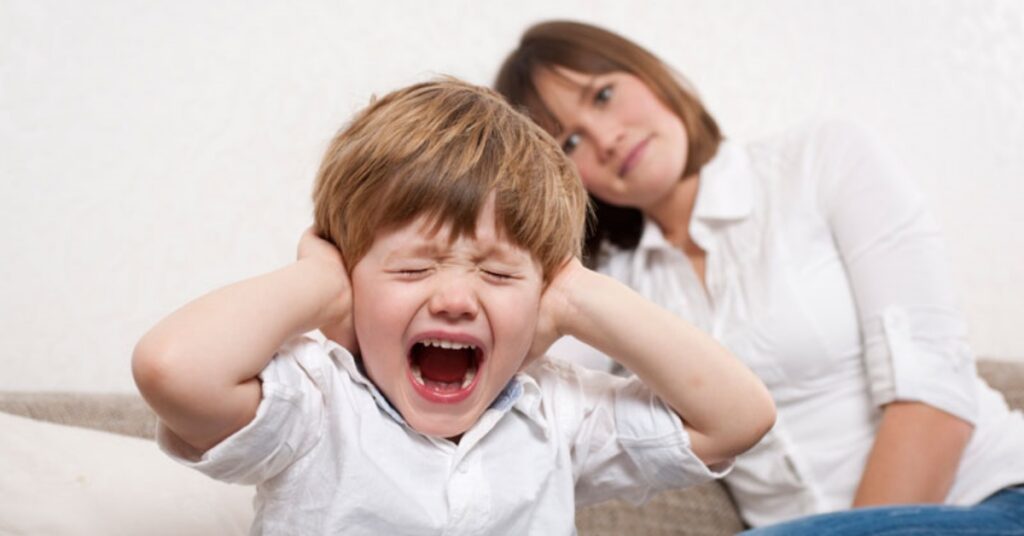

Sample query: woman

[495,20,1024,533]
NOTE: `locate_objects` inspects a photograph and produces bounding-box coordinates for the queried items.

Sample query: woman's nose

[587,118,624,163]
[427,274,479,320]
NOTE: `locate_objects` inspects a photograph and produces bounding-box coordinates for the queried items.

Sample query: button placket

[445,453,489,535]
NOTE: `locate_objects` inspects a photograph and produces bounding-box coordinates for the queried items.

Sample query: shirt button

[459,465,469,474]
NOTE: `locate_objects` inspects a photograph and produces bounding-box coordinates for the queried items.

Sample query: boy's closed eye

[387,266,520,283]
[480,268,518,282]
[390,267,432,280]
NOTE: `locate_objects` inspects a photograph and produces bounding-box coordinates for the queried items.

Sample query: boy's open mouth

[408,338,483,402]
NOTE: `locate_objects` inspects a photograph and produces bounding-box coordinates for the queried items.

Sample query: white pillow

[0,411,254,536]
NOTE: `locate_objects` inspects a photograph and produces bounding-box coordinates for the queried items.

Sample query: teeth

[461,366,476,389]
[419,338,476,351]
[411,362,424,385]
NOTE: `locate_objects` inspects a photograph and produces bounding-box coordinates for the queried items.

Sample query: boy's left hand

[528,256,587,362]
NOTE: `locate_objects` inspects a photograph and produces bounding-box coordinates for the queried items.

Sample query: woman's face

[532,66,689,210]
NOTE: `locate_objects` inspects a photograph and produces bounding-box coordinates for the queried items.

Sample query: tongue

[418,346,472,383]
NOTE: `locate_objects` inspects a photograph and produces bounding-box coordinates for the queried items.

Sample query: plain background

[2,0,1023,392]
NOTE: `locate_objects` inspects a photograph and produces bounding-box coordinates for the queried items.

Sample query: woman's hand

[297,227,358,353]
[528,256,588,362]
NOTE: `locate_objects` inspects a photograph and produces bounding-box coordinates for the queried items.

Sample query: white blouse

[551,120,1024,527]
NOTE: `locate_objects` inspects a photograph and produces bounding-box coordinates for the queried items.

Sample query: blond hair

[313,78,587,282]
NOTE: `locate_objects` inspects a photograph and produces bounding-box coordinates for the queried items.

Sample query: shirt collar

[636,140,754,253]
[691,140,754,222]
[326,340,408,424]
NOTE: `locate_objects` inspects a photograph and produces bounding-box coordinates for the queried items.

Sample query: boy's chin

[404,411,480,442]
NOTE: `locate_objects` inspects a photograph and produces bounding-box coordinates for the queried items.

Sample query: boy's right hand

[297,227,358,353]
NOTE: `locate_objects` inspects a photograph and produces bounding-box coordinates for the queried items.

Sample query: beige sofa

[2,360,1022,535]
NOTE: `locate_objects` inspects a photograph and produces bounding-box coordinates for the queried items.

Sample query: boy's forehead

[380,217,531,262]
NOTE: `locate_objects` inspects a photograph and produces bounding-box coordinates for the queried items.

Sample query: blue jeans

[741,486,1024,535]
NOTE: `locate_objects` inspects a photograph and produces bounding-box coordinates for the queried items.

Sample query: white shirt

[158,337,727,535]
[551,120,1024,527]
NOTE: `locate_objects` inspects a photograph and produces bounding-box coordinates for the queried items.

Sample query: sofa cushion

[0,411,253,536]
[978,360,1024,410]
[576,481,745,535]
[0,392,157,439]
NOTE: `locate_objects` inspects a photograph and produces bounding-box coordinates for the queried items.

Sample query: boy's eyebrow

[383,241,443,262]
[475,240,535,267]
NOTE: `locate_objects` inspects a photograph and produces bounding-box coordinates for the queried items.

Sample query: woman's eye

[594,85,613,104]
[562,133,581,154]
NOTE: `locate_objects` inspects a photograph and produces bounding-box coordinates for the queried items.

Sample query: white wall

[2,0,1022,392]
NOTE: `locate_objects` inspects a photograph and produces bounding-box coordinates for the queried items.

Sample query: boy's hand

[297,227,358,353]
[528,256,588,362]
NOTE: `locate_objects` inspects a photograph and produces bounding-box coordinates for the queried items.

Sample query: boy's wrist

[556,269,641,360]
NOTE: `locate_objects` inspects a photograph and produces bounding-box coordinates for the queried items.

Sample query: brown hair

[312,77,587,282]
[494,20,722,262]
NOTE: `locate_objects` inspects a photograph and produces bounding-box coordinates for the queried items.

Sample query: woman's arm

[854,402,972,506]
[535,258,776,466]
[816,120,978,504]
[132,229,351,453]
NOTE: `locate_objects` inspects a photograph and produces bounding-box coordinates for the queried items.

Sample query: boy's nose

[427,275,479,320]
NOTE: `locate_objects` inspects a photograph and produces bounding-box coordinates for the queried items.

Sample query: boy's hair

[313,78,587,282]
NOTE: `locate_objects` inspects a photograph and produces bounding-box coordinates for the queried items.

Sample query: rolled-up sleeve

[157,337,329,484]
[814,120,978,424]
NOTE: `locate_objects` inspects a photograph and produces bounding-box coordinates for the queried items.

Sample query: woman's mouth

[618,137,651,178]
[407,338,483,403]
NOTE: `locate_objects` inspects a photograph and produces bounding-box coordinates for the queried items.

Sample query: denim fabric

[741,485,1024,535]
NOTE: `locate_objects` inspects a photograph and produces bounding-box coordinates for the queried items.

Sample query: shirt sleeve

[812,120,978,424]
[156,336,332,484]
[544,360,731,507]
[546,336,618,373]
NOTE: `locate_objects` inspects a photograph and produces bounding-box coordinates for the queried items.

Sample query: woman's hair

[494,20,722,263]
[312,77,587,283]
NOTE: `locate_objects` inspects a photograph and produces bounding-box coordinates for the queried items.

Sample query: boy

[133,79,774,535]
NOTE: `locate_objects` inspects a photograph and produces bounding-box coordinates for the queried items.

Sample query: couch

[2,360,1022,535]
